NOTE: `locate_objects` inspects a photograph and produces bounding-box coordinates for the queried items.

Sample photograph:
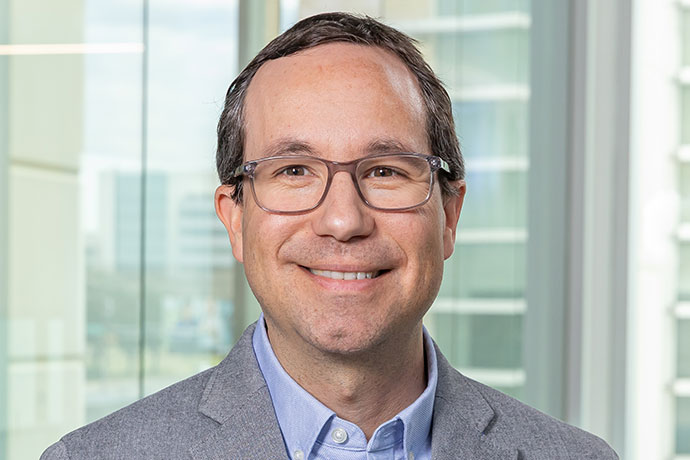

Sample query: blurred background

[0,0,687,458]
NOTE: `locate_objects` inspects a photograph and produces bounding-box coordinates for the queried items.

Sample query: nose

[311,171,375,241]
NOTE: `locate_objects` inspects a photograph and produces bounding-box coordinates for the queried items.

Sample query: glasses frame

[232,152,450,214]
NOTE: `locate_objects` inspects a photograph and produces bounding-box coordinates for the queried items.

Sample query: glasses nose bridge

[325,159,361,186]
[322,159,364,201]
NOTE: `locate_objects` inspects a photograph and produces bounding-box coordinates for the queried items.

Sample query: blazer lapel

[431,346,519,460]
[190,323,289,460]
[188,325,518,459]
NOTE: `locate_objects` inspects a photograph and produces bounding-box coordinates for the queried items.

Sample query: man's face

[216,43,464,357]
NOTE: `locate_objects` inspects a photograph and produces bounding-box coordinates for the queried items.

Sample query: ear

[442,180,466,260]
[215,185,244,263]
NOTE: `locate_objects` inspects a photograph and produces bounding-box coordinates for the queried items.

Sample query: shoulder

[468,377,618,459]
[41,367,218,459]
[432,348,618,459]
[39,324,270,459]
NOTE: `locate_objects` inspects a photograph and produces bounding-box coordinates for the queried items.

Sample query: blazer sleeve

[40,441,70,460]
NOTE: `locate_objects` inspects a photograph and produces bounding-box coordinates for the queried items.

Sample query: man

[42,12,618,460]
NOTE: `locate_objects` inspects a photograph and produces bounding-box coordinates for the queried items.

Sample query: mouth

[303,267,388,280]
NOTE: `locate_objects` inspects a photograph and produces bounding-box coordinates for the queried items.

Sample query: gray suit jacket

[41,323,618,459]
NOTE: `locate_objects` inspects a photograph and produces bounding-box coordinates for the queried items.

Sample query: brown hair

[216,12,464,202]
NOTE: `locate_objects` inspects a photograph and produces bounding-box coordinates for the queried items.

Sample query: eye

[369,167,397,178]
[280,165,309,176]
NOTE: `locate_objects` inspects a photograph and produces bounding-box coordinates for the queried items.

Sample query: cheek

[389,209,445,272]
[241,210,299,272]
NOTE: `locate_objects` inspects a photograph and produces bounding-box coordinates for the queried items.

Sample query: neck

[266,321,427,439]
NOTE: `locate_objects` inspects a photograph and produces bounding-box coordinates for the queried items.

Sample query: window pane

[83,51,143,422]
[432,312,523,368]
[461,170,527,229]
[676,5,690,459]
[438,30,528,88]
[677,397,690,454]
[683,9,690,67]
[455,100,529,160]
[678,320,690,378]
[0,0,241,457]
[681,86,690,145]
[679,165,690,224]
[440,242,526,299]
[679,244,690,301]
[142,0,239,395]
[437,0,530,15]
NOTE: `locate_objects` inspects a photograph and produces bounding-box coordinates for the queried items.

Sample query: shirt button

[408,452,414,460]
[293,450,304,460]
[331,427,348,444]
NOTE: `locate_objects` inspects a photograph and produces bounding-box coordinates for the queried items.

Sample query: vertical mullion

[565,0,588,428]
[577,0,631,453]
[609,0,632,451]
[628,2,680,458]
[138,0,149,399]
[524,0,570,420]
[0,0,9,454]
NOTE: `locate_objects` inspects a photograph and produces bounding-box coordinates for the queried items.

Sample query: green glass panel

[429,312,522,369]
[437,0,530,15]
[678,320,690,378]
[428,28,529,87]
[683,9,690,67]
[460,170,527,229]
[142,1,240,396]
[81,45,144,423]
[9,0,141,44]
[455,101,529,159]
[677,397,690,454]
[440,242,526,299]
[681,86,690,145]
[680,164,690,223]
[679,244,690,301]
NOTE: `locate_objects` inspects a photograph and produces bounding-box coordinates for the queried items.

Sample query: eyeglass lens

[250,154,433,213]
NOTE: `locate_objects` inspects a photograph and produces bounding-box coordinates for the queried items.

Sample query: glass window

[677,396,690,454]
[141,0,238,397]
[678,3,690,457]
[436,0,530,15]
[455,100,529,160]
[678,320,690,378]
[680,86,690,145]
[680,5,690,66]
[0,0,241,457]
[460,169,528,229]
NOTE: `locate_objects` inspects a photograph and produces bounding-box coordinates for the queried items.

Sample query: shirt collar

[252,313,438,458]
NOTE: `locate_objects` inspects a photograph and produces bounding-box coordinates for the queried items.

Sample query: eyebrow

[260,137,418,159]
[365,138,417,155]
[262,139,317,158]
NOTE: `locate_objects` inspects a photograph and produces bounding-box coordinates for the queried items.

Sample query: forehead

[243,42,428,158]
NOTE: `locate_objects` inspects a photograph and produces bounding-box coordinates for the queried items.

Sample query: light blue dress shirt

[252,314,437,460]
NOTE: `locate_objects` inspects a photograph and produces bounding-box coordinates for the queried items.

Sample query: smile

[308,268,381,280]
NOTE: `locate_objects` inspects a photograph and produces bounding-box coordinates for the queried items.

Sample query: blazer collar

[191,323,288,460]
[431,344,519,460]
[189,323,517,460]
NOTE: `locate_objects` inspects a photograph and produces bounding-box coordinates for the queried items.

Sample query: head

[216,12,464,203]
[214,13,465,359]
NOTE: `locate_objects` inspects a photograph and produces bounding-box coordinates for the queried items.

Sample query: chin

[305,321,389,356]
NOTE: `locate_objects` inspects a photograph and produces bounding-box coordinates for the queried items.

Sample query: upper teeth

[309,269,377,280]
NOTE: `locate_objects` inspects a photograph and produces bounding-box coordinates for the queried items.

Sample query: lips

[308,268,380,280]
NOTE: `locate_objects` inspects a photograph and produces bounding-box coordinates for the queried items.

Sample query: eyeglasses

[232,153,450,214]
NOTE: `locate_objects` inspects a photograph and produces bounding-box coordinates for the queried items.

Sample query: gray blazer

[41,323,618,459]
